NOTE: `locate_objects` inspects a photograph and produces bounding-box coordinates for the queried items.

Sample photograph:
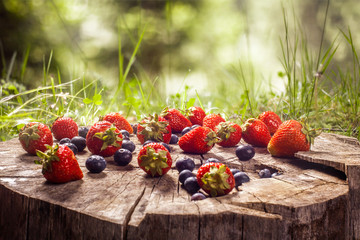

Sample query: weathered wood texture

[0,133,359,240]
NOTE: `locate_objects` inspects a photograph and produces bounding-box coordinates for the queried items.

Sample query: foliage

[0,0,360,141]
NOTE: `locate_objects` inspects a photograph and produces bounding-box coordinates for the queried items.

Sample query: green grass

[1,1,360,141]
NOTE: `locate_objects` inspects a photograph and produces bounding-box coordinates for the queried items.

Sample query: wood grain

[1,132,359,239]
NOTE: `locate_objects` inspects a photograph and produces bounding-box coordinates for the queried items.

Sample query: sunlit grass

[1,0,360,142]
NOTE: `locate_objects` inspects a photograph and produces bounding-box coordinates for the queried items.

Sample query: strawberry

[101,112,133,134]
[267,120,320,157]
[178,126,218,154]
[86,121,123,157]
[215,121,242,147]
[184,106,206,126]
[19,122,53,155]
[196,162,235,197]
[137,114,172,144]
[202,113,225,131]
[51,117,78,141]
[241,118,271,147]
[35,144,83,183]
[137,142,172,177]
[258,111,282,135]
[161,107,192,133]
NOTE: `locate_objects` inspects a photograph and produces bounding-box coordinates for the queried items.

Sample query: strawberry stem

[200,165,231,197]
[139,147,169,176]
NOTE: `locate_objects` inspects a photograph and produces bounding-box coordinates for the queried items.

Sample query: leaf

[92,94,102,102]
[186,98,196,108]
[83,98,93,104]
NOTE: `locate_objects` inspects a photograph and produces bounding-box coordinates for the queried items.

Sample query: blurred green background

[1,0,360,140]
[2,0,359,92]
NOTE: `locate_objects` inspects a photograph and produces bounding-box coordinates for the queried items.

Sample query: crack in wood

[124,186,146,240]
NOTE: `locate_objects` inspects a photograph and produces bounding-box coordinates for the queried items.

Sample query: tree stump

[0,133,359,240]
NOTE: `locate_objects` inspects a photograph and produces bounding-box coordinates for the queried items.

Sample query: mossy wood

[0,133,359,239]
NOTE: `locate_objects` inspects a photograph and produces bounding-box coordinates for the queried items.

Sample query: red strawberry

[241,118,271,147]
[178,126,218,154]
[185,106,206,126]
[137,142,172,177]
[137,114,172,144]
[267,120,320,157]
[51,117,78,141]
[101,112,133,134]
[86,121,123,157]
[196,162,235,197]
[215,121,242,147]
[161,107,192,133]
[202,113,225,130]
[19,122,53,155]
[35,144,83,183]
[258,111,282,135]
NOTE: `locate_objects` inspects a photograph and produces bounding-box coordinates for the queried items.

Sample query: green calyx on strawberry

[19,123,41,148]
[139,114,169,142]
[197,163,235,197]
[35,144,60,174]
[94,126,123,151]
[300,119,321,145]
[216,121,237,140]
[139,147,169,177]
[204,130,220,146]
[19,122,53,155]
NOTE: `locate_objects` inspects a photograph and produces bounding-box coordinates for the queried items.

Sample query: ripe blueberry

[169,134,179,144]
[114,149,133,166]
[175,157,195,172]
[184,177,200,194]
[78,126,89,139]
[259,168,271,178]
[179,169,195,184]
[121,140,136,153]
[71,136,86,152]
[235,145,255,161]
[191,192,206,201]
[86,155,106,173]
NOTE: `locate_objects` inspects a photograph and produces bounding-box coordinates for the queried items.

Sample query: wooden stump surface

[1,133,360,240]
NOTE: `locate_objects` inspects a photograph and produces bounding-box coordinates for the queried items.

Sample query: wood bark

[0,133,359,239]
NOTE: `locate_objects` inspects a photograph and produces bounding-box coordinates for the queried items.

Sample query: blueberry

[191,192,206,201]
[184,177,200,194]
[205,157,220,164]
[143,140,156,146]
[169,134,179,144]
[78,126,89,139]
[59,138,71,144]
[121,140,136,153]
[234,172,250,187]
[235,145,255,161]
[114,148,133,166]
[181,127,192,136]
[230,168,241,176]
[175,157,195,172]
[71,136,86,152]
[191,124,201,129]
[259,168,271,178]
[179,169,194,184]
[120,130,130,139]
[63,142,78,155]
[160,142,171,152]
[86,155,106,173]
[131,123,138,134]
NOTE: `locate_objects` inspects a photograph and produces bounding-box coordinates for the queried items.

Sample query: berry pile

[18,107,319,200]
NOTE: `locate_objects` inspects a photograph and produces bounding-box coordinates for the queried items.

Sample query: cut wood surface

[0,133,359,240]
